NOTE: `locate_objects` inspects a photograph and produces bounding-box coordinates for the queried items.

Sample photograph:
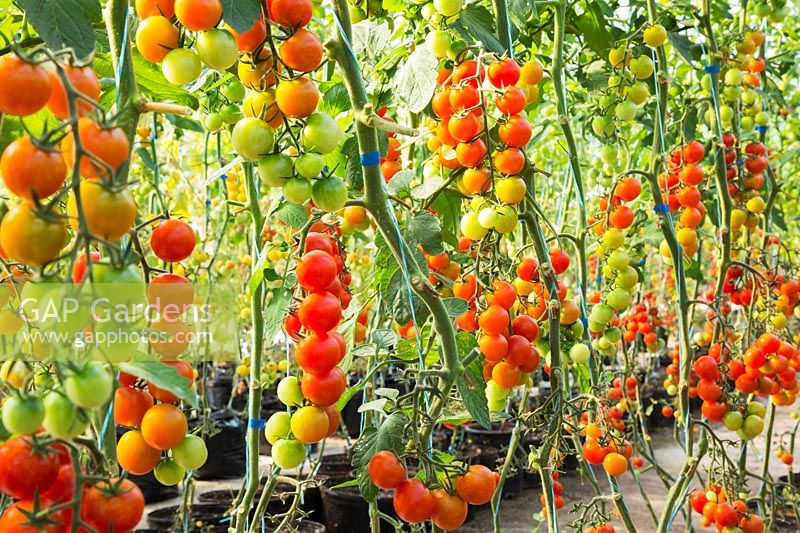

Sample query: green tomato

[2,395,44,435]
[485,380,511,402]
[301,113,342,154]
[154,459,186,486]
[719,105,734,123]
[615,101,639,122]
[630,55,654,79]
[477,207,497,229]
[265,411,292,445]
[64,362,113,409]
[272,439,306,469]
[754,111,769,126]
[295,152,324,179]
[602,228,625,249]
[740,116,755,132]
[569,343,590,364]
[722,411,743,431]
[197,29,238,70]
[433,0,462,17]
[220,103,244,125]
[493,205,518,233]
[606,288,631,312]
[203,113,224,132]
[283,177,313,204]
[746,401,766,418]
[604,327,622,344]
[446,38,467,60]
[232,117,275,161]
[590,303,614,325]
[591,116,610,138]
[569,320,585,339]
[43,392,88,439]
[258,154,294,188]
[277,376,304,407]
[221,79,246,102]
[172,434,208,471]
[741,415,764,439]
[311,176,348,213]
[460,211,488,240]
[616,266,639,289]
[625,81,649,105]
[607,249,630,270]
[488,398,506,412]
[426,30,452,58]
[769,7,787,22]
[162,48,202,86]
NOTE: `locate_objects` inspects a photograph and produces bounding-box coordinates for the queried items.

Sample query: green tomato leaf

[273,202,308,228]
[442,298,469,317]
[391,46,439,113]
[407,211,444,255]
[453,5,505,54]
[17,0,100,59]
[119,361,198,408]
[352,412,408,502]
[455,332,490,429]
[220,0,262,33]
[573,1,615,57]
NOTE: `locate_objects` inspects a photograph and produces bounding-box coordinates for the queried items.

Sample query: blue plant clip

[360,151,381,167]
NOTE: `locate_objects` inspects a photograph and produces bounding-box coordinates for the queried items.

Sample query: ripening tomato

[488,58,520,88]
[602,452,628,476]
[268,0,313,28]
[0,55,52,116]
[297,250,338,292]
[495,85,526,115]
[0,437,60,499]
[0,203,67,267]
[681,140,705,163]
[493,148,525,175]
[228,17,267,53]
[0,499,66,533]
[1,136,67,202]
[135,16,179,63]
[135,0,175,18]
[150,219,196,262]
[279,28,323,72]
[62,118,130,179]
[296,332,342,375]
[393,479,437,523]
[140,403,188,450]
[298,291,342,332]
[432,489,468,531]
[498,114,532,148]
[117,429,161,475]
[301,367,346,406]
[81,478,145,533]
[455,464,496,505]
[479,305,509,335]
[114,386,155,427]
[275,77,319,118]
[47,65,101,119]
[291,405,330,443]
[368,450,406,489]
[67,180,137,242]
[174,0,222,31]
[549,248,570,274]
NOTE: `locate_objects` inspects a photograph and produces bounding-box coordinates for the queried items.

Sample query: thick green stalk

[490,385,529,533]
[234,163,266,533]
[328,0,461,447]
[521,212,561,533]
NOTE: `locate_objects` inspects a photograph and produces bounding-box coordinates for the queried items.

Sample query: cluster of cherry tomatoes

[116,367,207,485]
[470,277,541,411]
[659,140,707,259]
[690,486,765,532]
[713,29,768,133]
[0,55,137,267]
[580,421,631,478]
[0,435,145,533]
[368,450,499,531]
[426,55,541,240]
[379,109,405,182]
[267,227,349,469]
[619,299,664,351]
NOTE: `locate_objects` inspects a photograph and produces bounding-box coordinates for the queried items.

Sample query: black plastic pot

[147,503,233,532]
[462,422,515,449]
[204,374,233,410]
[319,479,396,533]
[315,452,355,477]
[264,520,326,533]
[340,392,364,438]
[193,409,247,480]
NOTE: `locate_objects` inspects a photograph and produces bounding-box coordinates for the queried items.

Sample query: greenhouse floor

[139,408,799,532]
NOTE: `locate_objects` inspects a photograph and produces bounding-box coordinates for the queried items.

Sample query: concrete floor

[139,405,800,532]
